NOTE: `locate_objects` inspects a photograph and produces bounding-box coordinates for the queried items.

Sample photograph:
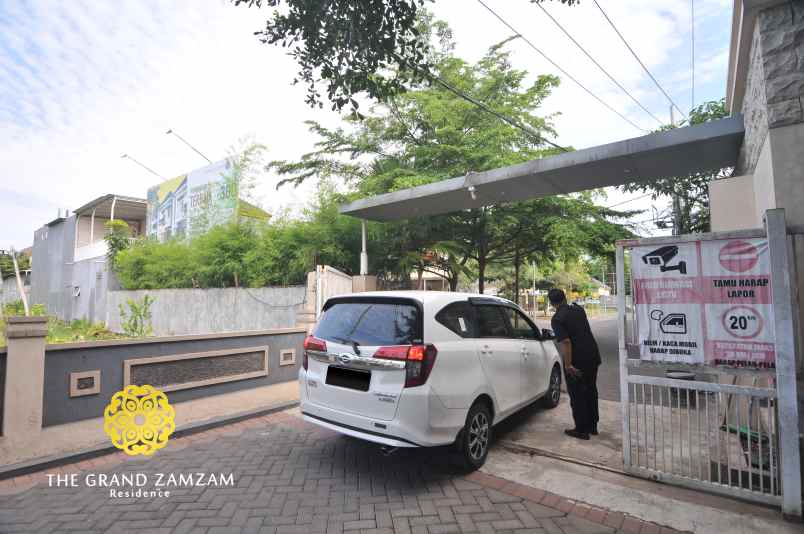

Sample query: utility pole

[10,247,30,316]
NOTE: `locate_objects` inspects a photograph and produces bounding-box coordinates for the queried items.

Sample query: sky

[0,0,733,250]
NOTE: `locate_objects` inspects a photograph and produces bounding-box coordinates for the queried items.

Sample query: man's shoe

[591,426,599,436]
[564,428,590,440]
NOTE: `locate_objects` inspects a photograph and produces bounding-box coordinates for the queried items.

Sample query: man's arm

[556,339,579,376]
[551,315,579,376]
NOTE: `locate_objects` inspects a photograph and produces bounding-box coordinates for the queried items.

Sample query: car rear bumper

[299,370,465,447]
[302,411,420,448]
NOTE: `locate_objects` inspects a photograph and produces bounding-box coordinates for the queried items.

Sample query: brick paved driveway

[0,410,673,534]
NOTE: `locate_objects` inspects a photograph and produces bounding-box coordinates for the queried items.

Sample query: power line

[690,0,695,111]
[534,2,664,127]
[429,71,570,152]
[395,52,570,152]
[476,0,648,133]
[604,192,653,209]
[592,0,687,120]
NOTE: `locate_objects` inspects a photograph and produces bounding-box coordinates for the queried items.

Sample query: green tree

[0,251,30,280]
[104,220,131,268]
[192,223,260,288]
[233,1,578,112]
[620,99,729,234]
[114,239,197,289]
[269,32,632,292]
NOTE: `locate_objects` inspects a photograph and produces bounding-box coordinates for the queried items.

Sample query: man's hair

[548,288,566,306]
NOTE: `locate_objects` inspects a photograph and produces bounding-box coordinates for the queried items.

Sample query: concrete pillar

[296,271,318,333]
[3,317,47,440]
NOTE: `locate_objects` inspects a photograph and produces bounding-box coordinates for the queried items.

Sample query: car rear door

[472,304,520,414]
[305,297,421,421]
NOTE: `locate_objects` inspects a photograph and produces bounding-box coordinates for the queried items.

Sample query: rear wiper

[328,336,361,355]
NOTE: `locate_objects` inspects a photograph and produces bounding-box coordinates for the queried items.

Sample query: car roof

[324,290,515,308]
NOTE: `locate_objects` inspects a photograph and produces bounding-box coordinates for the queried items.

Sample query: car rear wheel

[541,365,561,409]
[455,402,492,471]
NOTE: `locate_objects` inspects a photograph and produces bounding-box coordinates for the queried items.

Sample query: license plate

[325,366,371,392]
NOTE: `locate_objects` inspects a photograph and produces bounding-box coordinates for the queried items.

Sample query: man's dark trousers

[565,363,599,433]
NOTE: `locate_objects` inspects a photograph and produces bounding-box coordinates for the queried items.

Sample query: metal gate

[616,209,801,516]
[315,265,353,316]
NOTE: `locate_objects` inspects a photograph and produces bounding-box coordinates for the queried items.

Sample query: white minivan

[299,291,562,469]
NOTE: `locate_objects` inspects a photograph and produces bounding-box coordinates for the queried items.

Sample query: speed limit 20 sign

[632,237,775,368]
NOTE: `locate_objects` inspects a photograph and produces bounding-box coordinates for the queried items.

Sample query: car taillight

[303,335,326,370]
[374,344,438,388]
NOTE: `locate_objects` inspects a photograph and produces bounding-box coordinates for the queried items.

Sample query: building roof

[339,115,745,221]
[73,194,147,220]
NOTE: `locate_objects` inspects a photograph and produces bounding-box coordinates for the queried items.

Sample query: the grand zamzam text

[47,472,235,488]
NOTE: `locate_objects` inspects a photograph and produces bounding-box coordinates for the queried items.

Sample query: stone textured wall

[107,285,306,335]
[737,1,804,174]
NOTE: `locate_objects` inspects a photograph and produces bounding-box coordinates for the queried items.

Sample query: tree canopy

[233,0,579,113]
[269,31,634,292]
[620,98,729,234]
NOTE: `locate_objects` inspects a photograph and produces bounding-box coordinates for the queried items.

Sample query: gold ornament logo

[103,385,175,456]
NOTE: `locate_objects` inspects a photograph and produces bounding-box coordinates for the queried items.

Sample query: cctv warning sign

[631,238,775,368]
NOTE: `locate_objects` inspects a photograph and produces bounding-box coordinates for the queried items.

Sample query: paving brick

[621,516,644,534]
[603,511,625,530]
[0,411,674,534]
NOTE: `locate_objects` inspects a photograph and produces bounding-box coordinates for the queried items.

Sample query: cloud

[0,0,732,247]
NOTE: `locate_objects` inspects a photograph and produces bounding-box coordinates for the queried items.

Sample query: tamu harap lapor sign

[632,236,775,368]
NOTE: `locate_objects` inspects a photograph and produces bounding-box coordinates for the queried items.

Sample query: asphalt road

[589,317,621,402]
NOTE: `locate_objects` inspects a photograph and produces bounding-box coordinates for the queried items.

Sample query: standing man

[549,288,601,440]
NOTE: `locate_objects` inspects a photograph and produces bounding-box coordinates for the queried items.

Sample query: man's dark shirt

[551,303,602,368]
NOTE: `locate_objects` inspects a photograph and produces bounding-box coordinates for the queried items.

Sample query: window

[315,299,421,346]
[435,301,475,338]
[474,305,510,338]
[500,307,540,340]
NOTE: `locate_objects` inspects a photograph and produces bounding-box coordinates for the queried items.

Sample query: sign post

[616,208,801,517]
[765,209,802,518]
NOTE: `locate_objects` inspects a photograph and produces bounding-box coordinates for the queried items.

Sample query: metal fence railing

[624,375,780,503]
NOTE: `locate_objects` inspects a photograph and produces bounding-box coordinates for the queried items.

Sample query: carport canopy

[339,115,745,221]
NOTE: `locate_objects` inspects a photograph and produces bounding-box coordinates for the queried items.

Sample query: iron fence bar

[758,399,764,494]
[697,389,702,481]
[663,386,669,474]
[651,385,657,471]
[616,244,631,468]
[687,388,692,478]
[738,399,744,491]
[705,389,711,483]
[715,392,728,484]
[625,375,775,397]
[626,466,782,507]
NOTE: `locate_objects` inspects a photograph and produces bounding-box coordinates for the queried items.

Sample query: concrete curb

[0,399,299,481]
[497,439,628,477]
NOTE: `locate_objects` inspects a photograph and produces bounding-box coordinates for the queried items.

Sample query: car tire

[541,365,562,409]
[454,401,492,472]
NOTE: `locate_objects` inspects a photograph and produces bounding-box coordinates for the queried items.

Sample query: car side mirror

[541,328,555,340]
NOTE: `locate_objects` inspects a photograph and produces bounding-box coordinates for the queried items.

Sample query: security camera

[467,186,477,201]
[642,245,687,274]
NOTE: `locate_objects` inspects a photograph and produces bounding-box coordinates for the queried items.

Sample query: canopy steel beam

[339,115,744,221]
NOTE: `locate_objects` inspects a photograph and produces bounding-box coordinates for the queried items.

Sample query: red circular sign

[721,305,764,339]
[719,240,759,273]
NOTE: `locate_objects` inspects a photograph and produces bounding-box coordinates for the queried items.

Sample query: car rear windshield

[315,299,421,346]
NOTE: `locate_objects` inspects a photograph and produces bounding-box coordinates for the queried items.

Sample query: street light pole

[121,154,164,180]
[166,129,212,164]
[10,247,30,316]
